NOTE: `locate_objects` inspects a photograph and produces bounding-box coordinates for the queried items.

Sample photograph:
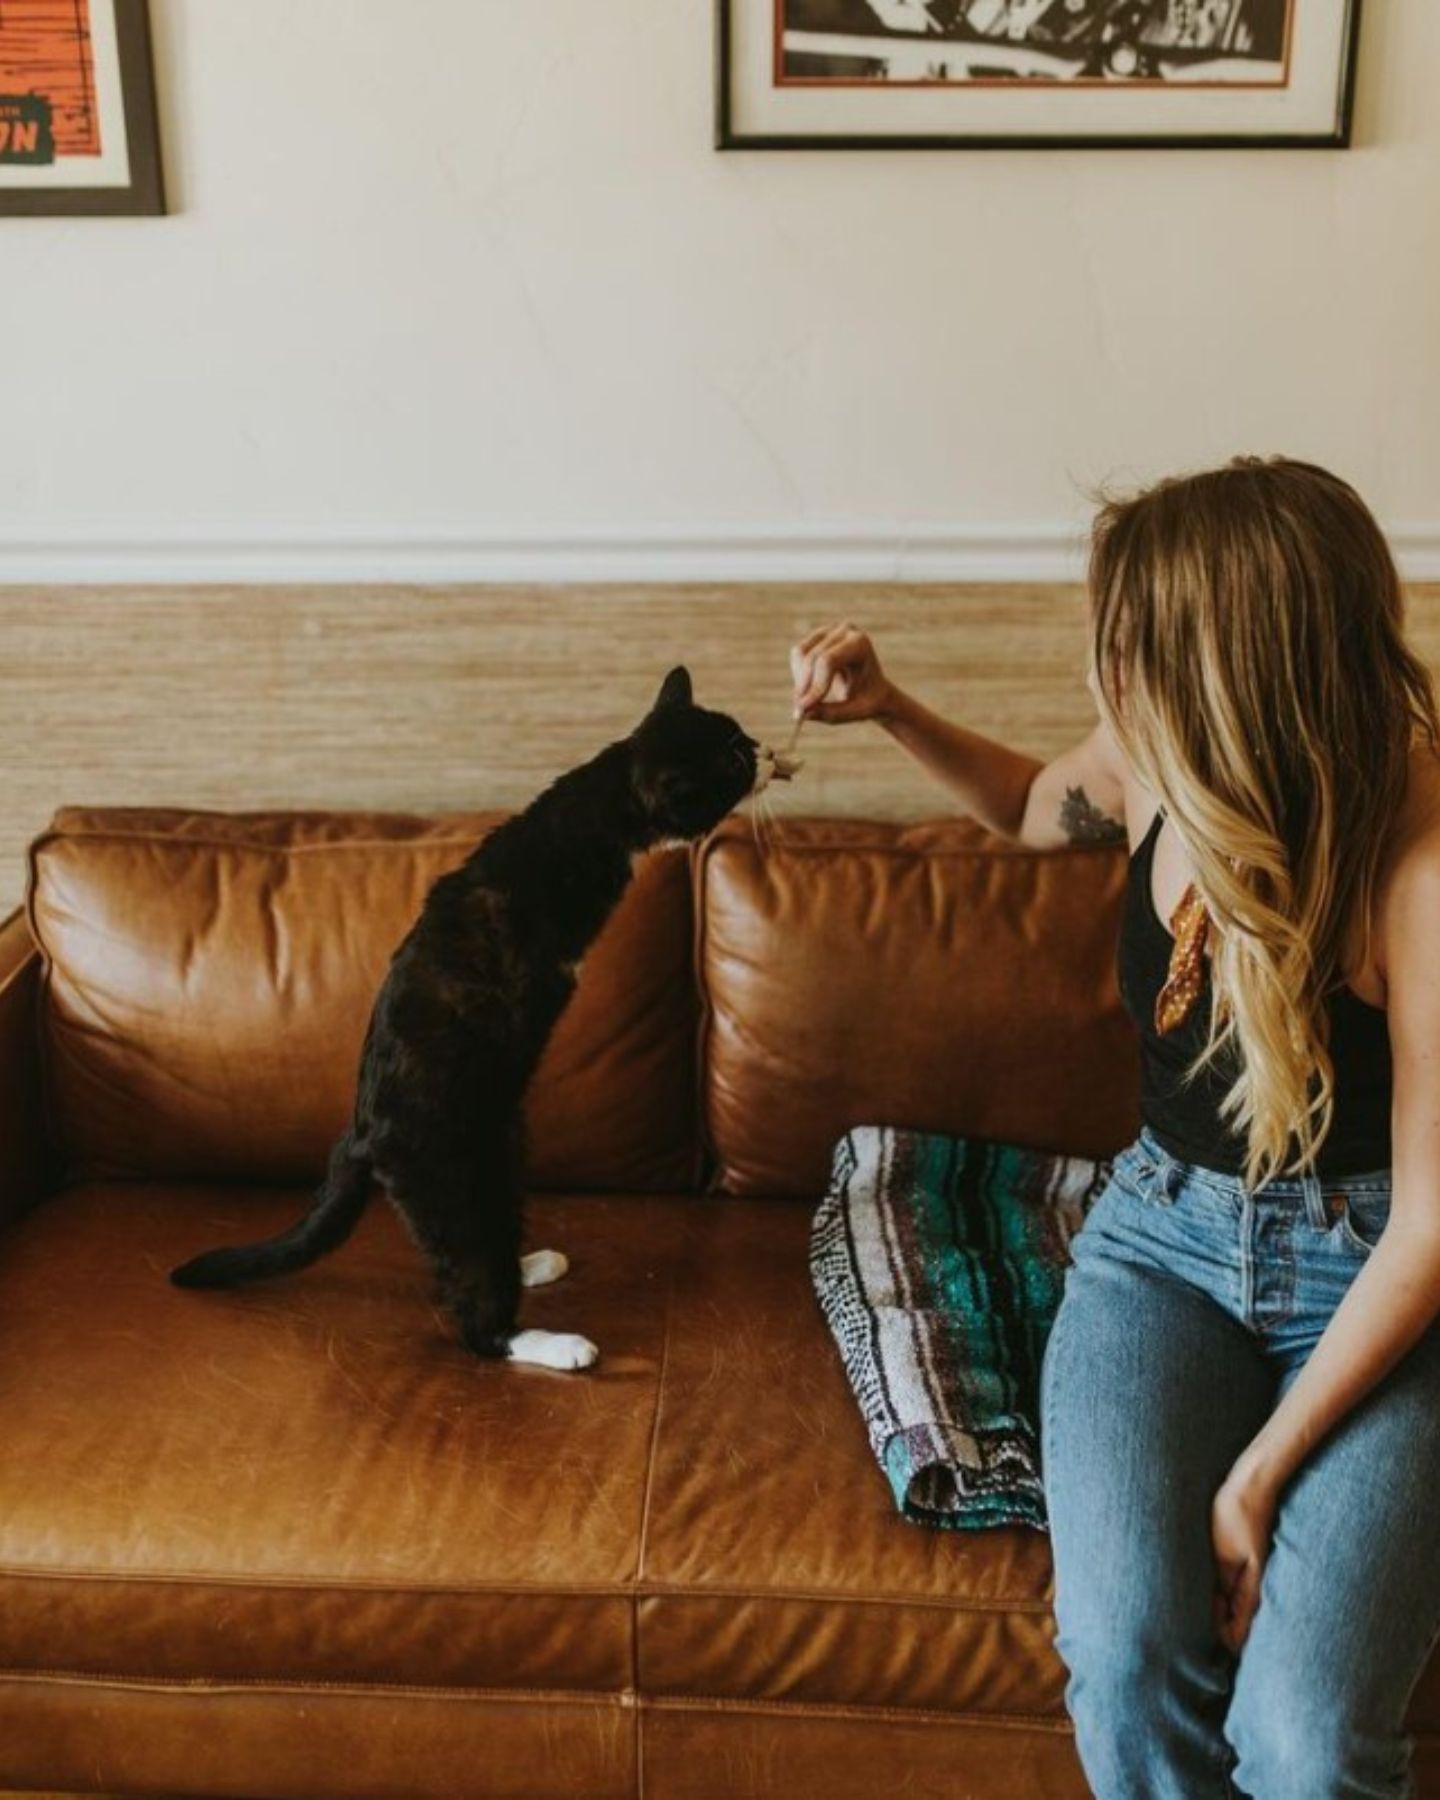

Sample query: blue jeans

[1039,1123,1440,1799]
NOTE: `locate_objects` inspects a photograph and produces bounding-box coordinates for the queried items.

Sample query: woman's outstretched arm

[790,619,1131,848]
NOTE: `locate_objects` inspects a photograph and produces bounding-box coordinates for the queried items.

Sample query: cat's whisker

[758,790,783,852]
[759,787,784,856]
[745,795,773,858]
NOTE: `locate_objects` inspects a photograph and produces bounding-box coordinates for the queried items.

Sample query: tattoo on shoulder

[1059,785,1128,847]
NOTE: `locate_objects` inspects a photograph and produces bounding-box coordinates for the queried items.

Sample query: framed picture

[717,1,1363,150]
[0,0,164,214]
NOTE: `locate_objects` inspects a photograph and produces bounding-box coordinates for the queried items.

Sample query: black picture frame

[716,0,1363,152]
[0,0,165,215]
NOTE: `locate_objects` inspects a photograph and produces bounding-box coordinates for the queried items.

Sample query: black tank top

[1117,808,1393,1178]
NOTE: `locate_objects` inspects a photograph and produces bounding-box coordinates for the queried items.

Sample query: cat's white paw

[520,1248,569,1288]
[507,1328,599,1371]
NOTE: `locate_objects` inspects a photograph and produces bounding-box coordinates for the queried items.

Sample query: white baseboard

[1,523,1438,585]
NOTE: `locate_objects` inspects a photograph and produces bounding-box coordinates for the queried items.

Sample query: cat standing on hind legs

[171,666,787,1371]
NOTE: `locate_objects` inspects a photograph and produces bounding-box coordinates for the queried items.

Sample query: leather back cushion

[28,809,698,1191]
[697,818,1141,1196]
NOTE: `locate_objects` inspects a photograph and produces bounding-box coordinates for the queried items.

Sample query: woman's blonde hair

[1088,455,1439,1192]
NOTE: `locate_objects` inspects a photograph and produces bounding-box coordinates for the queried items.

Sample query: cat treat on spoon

[749,717,803,791]
[170,667,773,1374]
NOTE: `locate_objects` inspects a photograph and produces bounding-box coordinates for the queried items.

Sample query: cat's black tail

[170,1134,374,1290]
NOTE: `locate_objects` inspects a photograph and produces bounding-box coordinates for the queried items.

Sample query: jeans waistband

[1135,1124,1393,1212]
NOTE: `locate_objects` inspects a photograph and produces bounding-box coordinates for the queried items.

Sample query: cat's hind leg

[385,1153,521,1358]
[388,1145,597,1370]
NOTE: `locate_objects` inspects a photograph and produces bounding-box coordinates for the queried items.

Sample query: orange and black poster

[0,0,162,214]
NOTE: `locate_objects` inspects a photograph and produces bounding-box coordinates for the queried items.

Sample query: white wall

[3,0,1438,581]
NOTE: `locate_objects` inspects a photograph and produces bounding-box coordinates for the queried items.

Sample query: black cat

[171,667,780,1371]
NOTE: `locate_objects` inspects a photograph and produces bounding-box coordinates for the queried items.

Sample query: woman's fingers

[792,638,832,712]
[1212,1555,1260,1654]
[803,651,841,710]
[800,620,855,656]
[790,623,838,697]
[789,637,826,694]
[791,623,868,714]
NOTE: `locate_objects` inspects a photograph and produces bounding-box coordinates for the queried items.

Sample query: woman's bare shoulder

[1403,740,1440,831]
[1365,742,1440,1001]
[1112,749,1160,850]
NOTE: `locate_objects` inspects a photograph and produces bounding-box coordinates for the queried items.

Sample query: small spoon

[770,714,804,782]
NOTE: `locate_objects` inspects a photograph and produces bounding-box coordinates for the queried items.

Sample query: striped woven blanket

[809,1126,1113,1533]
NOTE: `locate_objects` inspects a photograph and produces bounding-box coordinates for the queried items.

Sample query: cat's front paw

[506,1328,599,1371]
[520,1248,569,1288]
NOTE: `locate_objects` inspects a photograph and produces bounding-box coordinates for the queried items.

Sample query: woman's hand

[788,622,1046,837]
[789,622,896,724]
[1210,1462,1280,1654]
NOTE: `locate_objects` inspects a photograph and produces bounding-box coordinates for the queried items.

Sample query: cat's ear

[654,666,693,712]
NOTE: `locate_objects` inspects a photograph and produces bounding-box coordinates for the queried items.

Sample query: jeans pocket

[1107,1144,1162,1207]
[1332,1189,1392,1257]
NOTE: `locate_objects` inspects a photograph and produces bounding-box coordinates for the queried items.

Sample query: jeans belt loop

[1157,1154,1181,1205]
[1301,1167,1330,1230]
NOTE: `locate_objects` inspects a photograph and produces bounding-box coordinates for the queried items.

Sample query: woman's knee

[1226,1660,1414,1799]
[1054,1611,1238,1799]
[1052,1557,1230,1692]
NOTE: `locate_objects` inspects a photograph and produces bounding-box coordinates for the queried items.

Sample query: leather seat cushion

[640,1199,1440,1733]
[0,1183,680,1699]
[640,1195,1069,1721]
[10,1185,1432,1732]
[0,1183,1067,1722]
[27,808,698,1191]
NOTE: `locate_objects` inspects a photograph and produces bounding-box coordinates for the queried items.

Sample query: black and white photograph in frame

[717,0,1363,149]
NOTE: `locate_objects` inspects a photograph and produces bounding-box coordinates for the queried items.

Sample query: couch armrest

[0,908,57,1227]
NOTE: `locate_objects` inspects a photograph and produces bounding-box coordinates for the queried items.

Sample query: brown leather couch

[2,806,1435,1800]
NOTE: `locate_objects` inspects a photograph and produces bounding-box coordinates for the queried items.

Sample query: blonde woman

[789,456,1440,1798]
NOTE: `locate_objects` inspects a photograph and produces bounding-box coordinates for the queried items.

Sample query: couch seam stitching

[633,1200,686,1800]
[690,830,719,1194]
[33,834,493,859]
[0,1665,1075,1727]
[44,819,1095,861]
[23,833,68,1189]
[0,1566,1056,1610]
[0,1666,632,1704]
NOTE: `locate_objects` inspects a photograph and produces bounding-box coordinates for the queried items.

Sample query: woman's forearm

[1232,1222,1440,1499]
[878,684,1043,839]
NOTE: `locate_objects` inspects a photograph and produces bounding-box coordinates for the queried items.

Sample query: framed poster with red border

[717,1,1363,150]
[0,0,163,214]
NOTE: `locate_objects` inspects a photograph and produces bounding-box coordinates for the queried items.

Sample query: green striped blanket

[809,1126,1114,1532]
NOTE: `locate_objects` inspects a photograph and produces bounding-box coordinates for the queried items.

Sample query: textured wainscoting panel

[2,582,1438,906]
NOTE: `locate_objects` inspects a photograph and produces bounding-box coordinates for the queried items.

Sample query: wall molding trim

[2,523,1439,585]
